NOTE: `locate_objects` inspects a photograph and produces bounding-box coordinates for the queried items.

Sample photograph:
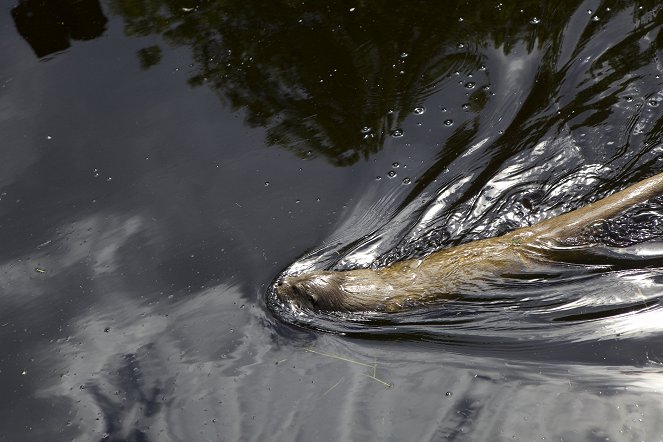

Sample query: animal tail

[529,171,663,242]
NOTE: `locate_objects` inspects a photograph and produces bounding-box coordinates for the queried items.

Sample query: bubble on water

[92,169,100,178]
[402,177,411,185]
[361,126,371,134]
[530,17,541,24]
[375,176,382,181]
[264,181,270,187]
[443,119,454,126]
[441,107,447,112]
[457,43,465,49]
[625,96,633,102]
[482,85,491,91]
[479,65,486,71]
[461,103,470,110]
[387,171,397,178]
[648,99,660,107]
[391,128,404,137]
[106,177,112,182]
[295,199,301,204]
[445,391,453,397]
[587,9,592,14]
[392,162,400,168]
[400,52,408,58]
[104,327,110,333]
[465,82,476,89]
[592,15,599,21]
[458,17,463,22]
[413,106,425,115]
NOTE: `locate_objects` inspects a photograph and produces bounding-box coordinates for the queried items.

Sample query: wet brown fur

[276,172,663,312]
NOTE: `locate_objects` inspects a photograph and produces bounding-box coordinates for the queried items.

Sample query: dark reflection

[87,354,163,442]
[109,0,656,166]
[11,0,107,58]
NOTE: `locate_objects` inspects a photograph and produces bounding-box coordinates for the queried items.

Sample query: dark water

[1,0,662,440]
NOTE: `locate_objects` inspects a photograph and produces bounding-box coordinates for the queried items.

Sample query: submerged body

[276,172,663,312]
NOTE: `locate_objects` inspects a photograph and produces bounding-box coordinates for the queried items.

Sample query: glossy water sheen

[1,0,662,441]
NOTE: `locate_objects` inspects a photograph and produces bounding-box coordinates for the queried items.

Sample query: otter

[276,171,663,313]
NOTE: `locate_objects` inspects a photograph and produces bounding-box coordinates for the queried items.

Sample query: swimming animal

[275,171,663,312]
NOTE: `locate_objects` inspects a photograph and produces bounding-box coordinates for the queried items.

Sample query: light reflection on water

[36,277,663,441]
[17,211,660,440]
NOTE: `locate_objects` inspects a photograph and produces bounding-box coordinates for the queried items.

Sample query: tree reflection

[11,0,107,58]
[109,0,658,166]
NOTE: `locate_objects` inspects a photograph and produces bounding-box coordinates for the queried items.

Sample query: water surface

[1,0,662,440]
